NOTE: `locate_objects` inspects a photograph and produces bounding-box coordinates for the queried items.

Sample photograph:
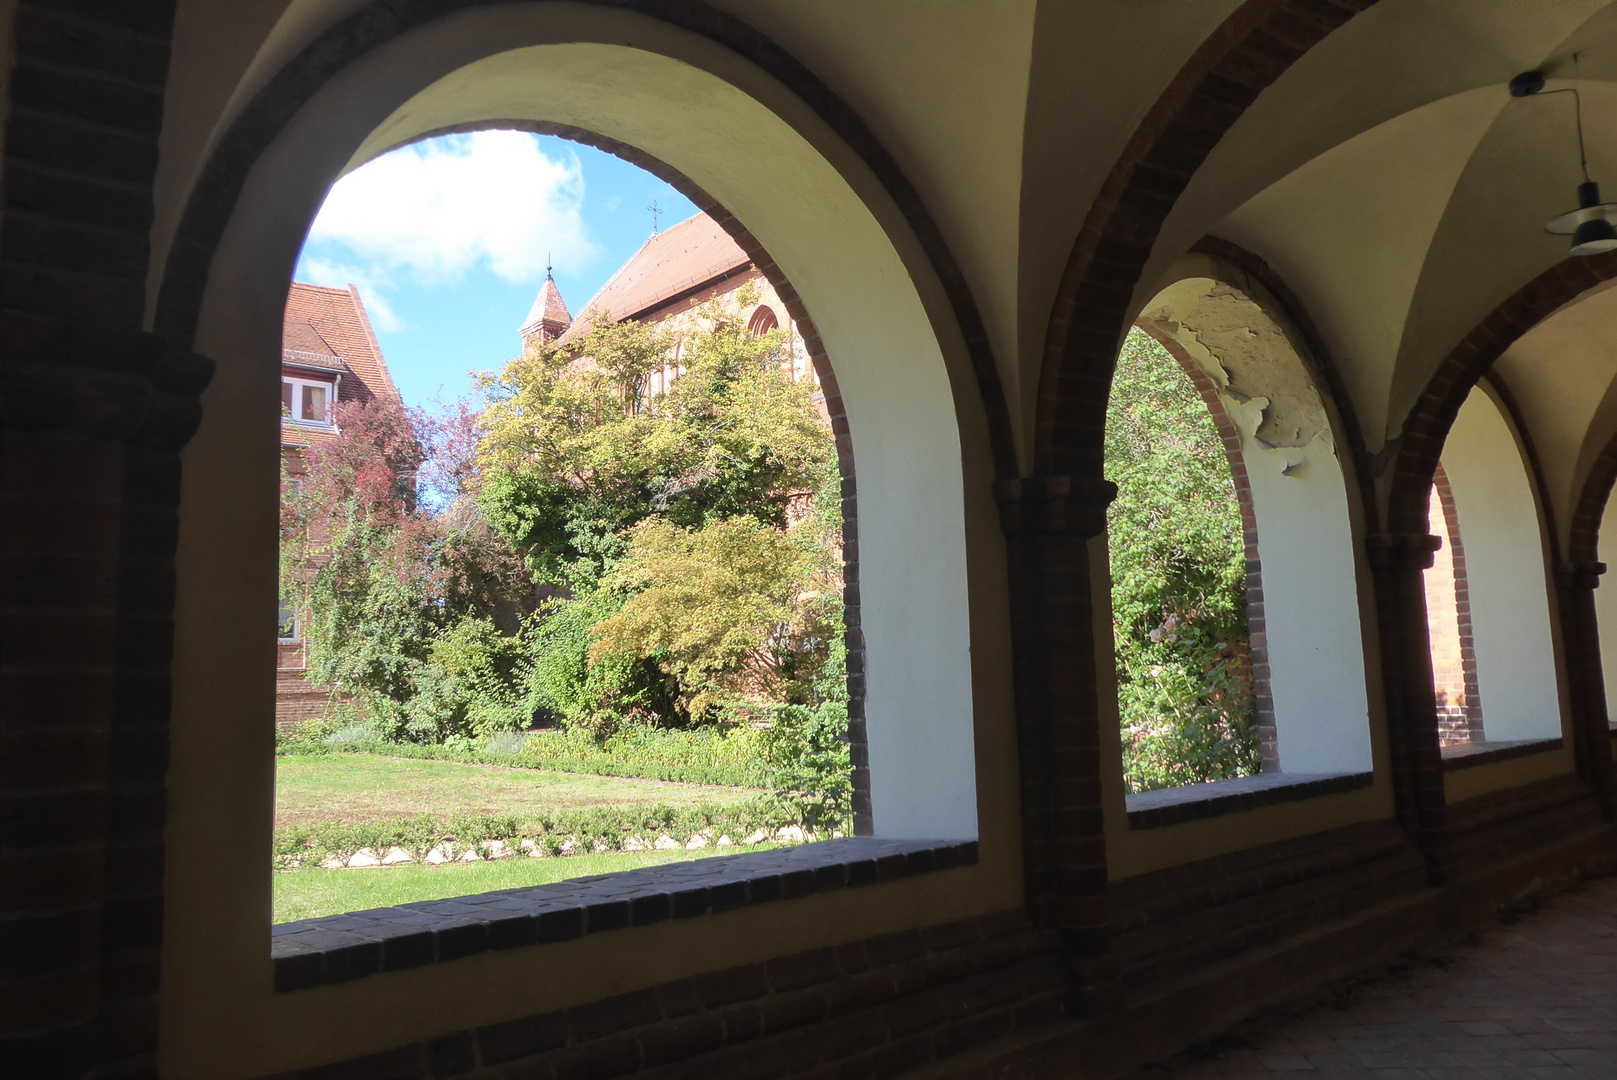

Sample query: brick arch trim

[386,117,877,829]
[151,0,1018,481]
[1387,254,1617,537]
[1428,461,1486,745]
[1568,409,1617,566]
[1036,0,1377,479]
[1134,319,1280,772]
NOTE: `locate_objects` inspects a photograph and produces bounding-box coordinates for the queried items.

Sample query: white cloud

[304,131,596,288]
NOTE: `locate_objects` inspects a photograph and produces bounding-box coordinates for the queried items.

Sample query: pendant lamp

[1511,67,1617,257]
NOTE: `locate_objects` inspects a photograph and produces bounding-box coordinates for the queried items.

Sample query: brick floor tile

[1348,1053,1410,1069]
[1553,1047,1617,1066]
[1257,1055,1315,1070]
[1125,880,1617,1079]
[1530,1031,1602,1050]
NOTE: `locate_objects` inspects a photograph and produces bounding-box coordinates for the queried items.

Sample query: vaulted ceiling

[156,0,1617,536]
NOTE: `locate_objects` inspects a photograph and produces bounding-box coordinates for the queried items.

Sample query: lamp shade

[1546,181,1617,255]
[1572,216,1617,255]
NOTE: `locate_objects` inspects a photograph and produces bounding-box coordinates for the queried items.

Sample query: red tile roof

[554,213,749,347]
[281,282,400,447]
[282,282,400,403]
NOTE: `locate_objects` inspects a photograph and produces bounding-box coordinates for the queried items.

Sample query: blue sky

[293,130,698,410]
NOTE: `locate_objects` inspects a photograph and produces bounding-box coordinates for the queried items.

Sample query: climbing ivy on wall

[1106,329,1261,792]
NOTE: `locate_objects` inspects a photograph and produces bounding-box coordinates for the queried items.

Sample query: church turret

[520,268,572,347]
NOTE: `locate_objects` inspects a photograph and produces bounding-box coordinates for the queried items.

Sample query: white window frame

[277,598,299,643]
[283,376,336,426]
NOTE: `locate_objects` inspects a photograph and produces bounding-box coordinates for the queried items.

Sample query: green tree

[1106,329,1259,791]
[477,294,832,588]
[591,512,837,719]
[476,290,840,731]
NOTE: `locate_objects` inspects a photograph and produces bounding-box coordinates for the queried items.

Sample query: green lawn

[275,752,762,828]
[273,845,773,923]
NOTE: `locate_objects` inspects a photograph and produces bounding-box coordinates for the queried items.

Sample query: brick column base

[1554,561,1614,818]
[996,474,1117,1010]
[1366,532,1448,882]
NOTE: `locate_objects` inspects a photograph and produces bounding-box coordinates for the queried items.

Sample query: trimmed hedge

[274,799,805,871]
[277,725,773,789]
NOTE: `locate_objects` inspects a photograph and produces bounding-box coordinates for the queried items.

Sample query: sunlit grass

[275,752,762,828]
[273,844,775,923]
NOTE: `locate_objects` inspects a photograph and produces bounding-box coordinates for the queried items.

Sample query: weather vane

[546,252,553,278]
[647,199,663,234]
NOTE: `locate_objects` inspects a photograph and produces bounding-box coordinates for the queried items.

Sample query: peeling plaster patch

[1181,286,1326,449]
[1136,276,1371,774]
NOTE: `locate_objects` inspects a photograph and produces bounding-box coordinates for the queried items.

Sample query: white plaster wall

[1224,401,1373,773]
[1441,388,1562,742]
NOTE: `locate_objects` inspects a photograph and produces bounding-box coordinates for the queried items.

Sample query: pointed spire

[520,271,572,347]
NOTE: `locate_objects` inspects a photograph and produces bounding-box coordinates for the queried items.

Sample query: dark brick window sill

[1125,771,1374,830]
[271,838,977,992]
[1440,737,1563,772]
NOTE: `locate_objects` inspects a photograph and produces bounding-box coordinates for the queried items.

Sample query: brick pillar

[1,328,152,1075]
[1,2,182,1073]
[996,474,1116,1012]
[101,351,212,1076]
[1553,561,1614,817]
[1367,532,1448,883]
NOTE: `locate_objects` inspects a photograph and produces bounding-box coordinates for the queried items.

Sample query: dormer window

[282,376,334,425]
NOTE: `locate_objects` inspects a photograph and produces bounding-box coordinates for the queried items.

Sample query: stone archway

[152,9,1016,1070]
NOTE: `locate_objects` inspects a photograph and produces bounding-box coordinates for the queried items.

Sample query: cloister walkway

[1130,876,1617,1078]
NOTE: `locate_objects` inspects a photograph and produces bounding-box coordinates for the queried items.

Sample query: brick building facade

[534,210,822,414]
[276,282,403,728]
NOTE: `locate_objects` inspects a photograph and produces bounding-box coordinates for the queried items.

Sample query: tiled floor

[1130,877,1617,1078]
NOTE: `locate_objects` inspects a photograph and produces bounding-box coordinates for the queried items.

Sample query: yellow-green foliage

[476,291,841,733]
[592,515,831,718]
[476,295,832,589]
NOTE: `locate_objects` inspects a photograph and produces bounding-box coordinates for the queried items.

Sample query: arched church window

[747,305,779,335]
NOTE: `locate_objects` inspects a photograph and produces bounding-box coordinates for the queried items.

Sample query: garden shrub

[271,799,802,871]
[398,617,533,741]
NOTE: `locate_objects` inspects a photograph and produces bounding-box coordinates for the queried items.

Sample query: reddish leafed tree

[280,395,537,740]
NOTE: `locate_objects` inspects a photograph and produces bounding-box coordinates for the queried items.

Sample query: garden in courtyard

[276,293,852,920]
[274,323,1260,925]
